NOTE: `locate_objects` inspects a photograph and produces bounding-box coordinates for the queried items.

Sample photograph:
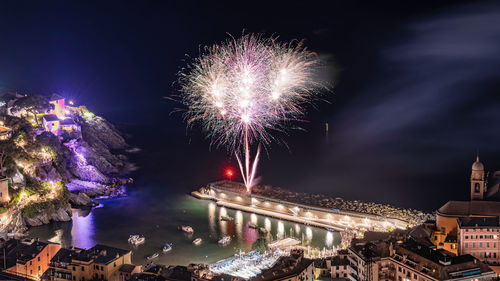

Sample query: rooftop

[437,200,500,217]
[43,114,60,122]
[52,244,130,265]
[0,239,51,268]
[119,264,138,273]
[394,239,495,280]
[457,216,500,228]
[60,118,76,125]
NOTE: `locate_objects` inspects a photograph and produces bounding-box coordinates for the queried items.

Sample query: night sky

[0,0,499,211]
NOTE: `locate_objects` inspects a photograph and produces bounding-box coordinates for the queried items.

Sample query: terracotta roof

[437,200,500,217]
[119,264,137,273]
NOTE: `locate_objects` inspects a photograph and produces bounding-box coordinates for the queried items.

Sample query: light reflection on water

[70,208,96,249]
[27,194,341,266]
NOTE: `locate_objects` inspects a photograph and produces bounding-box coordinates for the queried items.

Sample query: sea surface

[27,187,340,266]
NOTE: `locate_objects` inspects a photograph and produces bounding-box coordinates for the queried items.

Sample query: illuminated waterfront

[26,188,341,266]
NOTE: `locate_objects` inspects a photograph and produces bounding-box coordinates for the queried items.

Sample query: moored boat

[147,253,159,260]
[181,225,194,234]
[218,235,231,245]
[192,238,202,246]
[128,235,145,245]
[220,216,234,222]
[163,243,173,253]
[248,222,258,229]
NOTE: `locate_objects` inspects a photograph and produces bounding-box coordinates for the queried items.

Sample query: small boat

[163,243,173,253]
[128,235,145,245]
[192,238,202,246]
[181,226,194,234]
[218,236,231,245]
[220,216,234,222]
[147,253,159,260]
[259,227,268,234]
[248,222,258,229]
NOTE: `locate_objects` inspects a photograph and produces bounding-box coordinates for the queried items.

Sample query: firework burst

[178,33,326,192]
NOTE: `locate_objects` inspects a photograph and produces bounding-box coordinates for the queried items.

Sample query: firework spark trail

[179,33,326,192]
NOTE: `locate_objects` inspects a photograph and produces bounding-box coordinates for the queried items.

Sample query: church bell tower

[471,156,486,200]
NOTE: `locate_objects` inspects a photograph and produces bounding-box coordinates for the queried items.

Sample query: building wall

[43,119,60,133]
[69,252,132,281]
[50,99,65,118]
[435,213,459,235]
[8,243,61,280]
[431,230,458,255]
[0,178,9,204]
[459,226,500,267]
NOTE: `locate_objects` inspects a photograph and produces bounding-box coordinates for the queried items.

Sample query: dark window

[73,266,76,271]
[101,266,104,271]
[30,270,32,275]
[81,266,84,271]
[38,257,40,262]
[38,266,40,271]
[114,262,116,267]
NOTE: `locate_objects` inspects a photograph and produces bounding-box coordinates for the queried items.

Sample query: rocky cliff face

[24,203,72,227]
[78,116,136,176]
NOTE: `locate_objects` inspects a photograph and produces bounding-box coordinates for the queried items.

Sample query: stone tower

[471,156,486,200]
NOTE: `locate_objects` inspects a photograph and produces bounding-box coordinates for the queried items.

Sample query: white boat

[181,225,194,233]
[163,243,173,253]
[218,236,231,245]
[128,235,145,245]
[248,222,258,229]
[192,238,202,245]
[259,227,268,234]
[147,253,159,260]
[220,215,234,221]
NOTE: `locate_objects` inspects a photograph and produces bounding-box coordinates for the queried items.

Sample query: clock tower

[470,156,485,200]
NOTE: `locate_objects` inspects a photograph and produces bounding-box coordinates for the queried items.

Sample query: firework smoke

[179,33,326,192]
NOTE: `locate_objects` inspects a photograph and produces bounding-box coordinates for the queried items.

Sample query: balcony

[348,273,360,281]
[347,256,358,266]
[347,265,358,275]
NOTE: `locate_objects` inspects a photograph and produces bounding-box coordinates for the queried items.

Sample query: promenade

[191,181,418,233]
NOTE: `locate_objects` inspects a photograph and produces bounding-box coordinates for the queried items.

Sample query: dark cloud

[296,2,500,210]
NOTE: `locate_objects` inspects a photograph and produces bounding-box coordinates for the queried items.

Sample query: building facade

[458,217,500,266]
[0,177,10,204]
[45,244,133,281]
[346,239,496,281]
[0,238,61,280]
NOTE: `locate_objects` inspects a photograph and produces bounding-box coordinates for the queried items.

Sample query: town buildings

[435,156,500,274]
[44,244,134,281]
[346,237,496,281]
[0,238,61,280]
[0,238,139,281]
